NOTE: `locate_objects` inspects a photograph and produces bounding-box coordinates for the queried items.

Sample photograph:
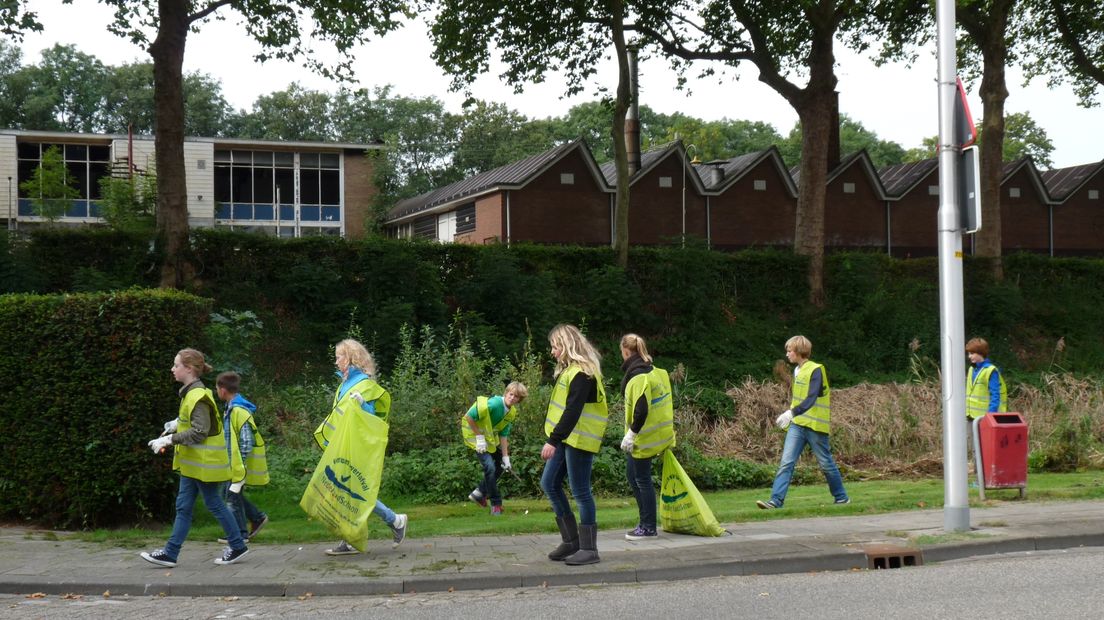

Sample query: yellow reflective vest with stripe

[229,405,269,486]
[790,361,832,435]
[623,367,676,459]
[173,387,231,482]
[462,396,516,453]
[545,365,608,453]
[314,378,391,449]
[966,365,1007,420]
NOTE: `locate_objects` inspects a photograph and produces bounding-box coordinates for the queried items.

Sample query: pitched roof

[598,140,681,186]
[1041,161,1104,203]
[879,158,938,198]
[387,139,603,222]
[1001,157,1050,201]
[695,147,798,197]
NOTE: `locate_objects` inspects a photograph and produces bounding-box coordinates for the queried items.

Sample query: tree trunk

[793,96,834,307]
[610,0,631,268]
[782,23,839,308]
[974,10,1010,281]
[150,0,193,289]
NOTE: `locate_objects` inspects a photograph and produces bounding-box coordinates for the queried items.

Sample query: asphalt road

[4,546,1101,619]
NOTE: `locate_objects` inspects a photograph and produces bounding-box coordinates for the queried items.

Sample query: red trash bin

[978,412,1028,498]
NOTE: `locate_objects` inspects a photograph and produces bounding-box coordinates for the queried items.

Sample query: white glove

[502,455,512,473]
[350,392,365,405]
[620,431,637,453]
[161,419,178,436]
[475,435,487,453]
[148,435,172,454]
[775,410,794,430]
[229,480,245,494]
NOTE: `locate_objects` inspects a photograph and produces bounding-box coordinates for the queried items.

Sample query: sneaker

[469,489,487,508]
[248,515,269,539]
[491,505,503,516]
[756,499,779,510]
[325,540,359,556]
[625,526,658,541]
[390,514,408,548]
[217,536,249,544]
[835,498,851,505]
[213,546,249,565]
[140,549,177,568]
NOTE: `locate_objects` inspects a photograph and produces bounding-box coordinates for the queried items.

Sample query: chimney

[625,48,641,175]
[706,160,727,187]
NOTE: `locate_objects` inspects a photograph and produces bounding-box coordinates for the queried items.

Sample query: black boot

[564,523,600,565]
[548,513,579,561]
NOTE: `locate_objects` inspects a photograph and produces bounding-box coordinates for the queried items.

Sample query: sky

[13,0,1104,169]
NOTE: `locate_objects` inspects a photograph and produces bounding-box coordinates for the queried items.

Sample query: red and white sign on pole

[955,78,981,233]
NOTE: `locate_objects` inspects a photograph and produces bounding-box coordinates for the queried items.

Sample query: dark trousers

[476,451,505,507]
[626,454,657,530]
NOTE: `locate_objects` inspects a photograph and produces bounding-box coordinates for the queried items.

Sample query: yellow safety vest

[966,365,1008,419]
[173,387,231,482]
[790,361,832,435]
[230,405,269,486]
[314,378,391,449]
[462,396,517,453]
[545,365,608,453]
[624,366,676,459]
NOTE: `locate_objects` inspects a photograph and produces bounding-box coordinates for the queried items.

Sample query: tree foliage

[98,168,158,234]
[978,110,1055,168]
[18,145,78,221]
[1022,0,1104,106]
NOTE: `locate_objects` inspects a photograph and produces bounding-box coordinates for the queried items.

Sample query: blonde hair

[505,381,529,401]
[966,337,990,358]
[336,338,378,377]
[620,333,653,363]
[548,324,602,378]
[177,348,213,376]
[785,335,812,358]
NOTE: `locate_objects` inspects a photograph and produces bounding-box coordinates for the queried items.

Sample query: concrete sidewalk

[2,500,1102,597]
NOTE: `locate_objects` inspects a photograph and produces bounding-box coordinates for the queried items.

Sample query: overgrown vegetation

[4,230,1104,527]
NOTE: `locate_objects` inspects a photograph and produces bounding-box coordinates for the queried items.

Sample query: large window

[17,142,111,218]
[213,149,342,237]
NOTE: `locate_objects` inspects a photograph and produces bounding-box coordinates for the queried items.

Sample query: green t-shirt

[466,395,512,437]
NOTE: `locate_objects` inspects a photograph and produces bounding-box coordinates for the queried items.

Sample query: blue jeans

[476,451,505,507]
[540,443,596,525]
[626,454,656,530]
[165,475,246,560]
[769,424,848,507]
[222,484,267,539]
[372,499,397,525]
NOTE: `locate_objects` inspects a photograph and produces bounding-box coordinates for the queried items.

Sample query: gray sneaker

[325,540,359,556]
[390,513,408,548]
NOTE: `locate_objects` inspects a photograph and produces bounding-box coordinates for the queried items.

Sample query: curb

[3,530,1103,597]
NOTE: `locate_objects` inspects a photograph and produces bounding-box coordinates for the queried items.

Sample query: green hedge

[11,228,1104,388]
[0,288,211,527]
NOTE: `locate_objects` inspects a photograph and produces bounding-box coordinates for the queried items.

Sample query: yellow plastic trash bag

[300,410,389,552]
[659,449,726,537]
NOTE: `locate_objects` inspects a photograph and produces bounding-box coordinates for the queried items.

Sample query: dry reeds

[677,373,1104,475]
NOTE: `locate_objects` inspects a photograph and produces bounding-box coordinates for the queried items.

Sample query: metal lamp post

[682,143,697,248]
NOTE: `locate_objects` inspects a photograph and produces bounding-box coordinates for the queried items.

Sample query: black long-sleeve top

[547,371,598,446]
[620,354,653,433]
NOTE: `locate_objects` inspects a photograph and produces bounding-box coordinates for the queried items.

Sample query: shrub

[0,288,211,527]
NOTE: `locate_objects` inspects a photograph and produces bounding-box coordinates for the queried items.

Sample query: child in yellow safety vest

[541,324,608,566]
[618,334,675,541]
[216,371,270,544]
[141,348,249,568]
[756,335,850,510]
[463,382,528,515]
